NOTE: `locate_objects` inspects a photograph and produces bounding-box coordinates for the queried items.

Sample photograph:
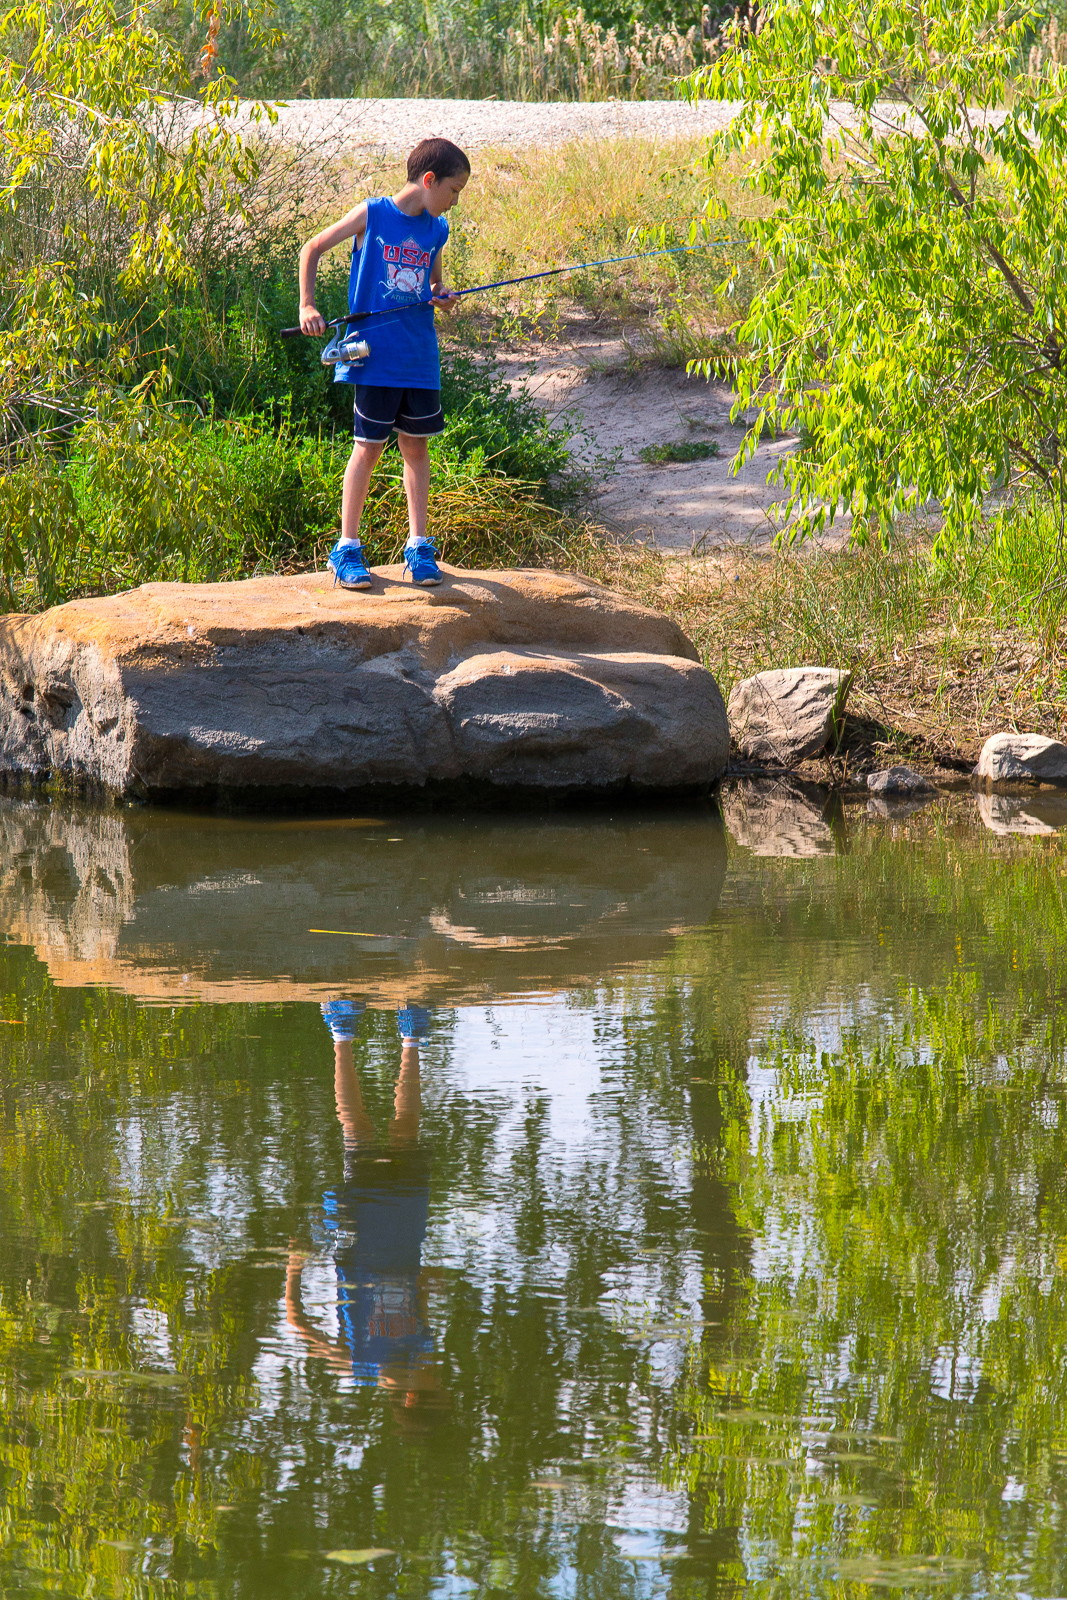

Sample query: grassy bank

[432,136,757,363]
[581,515,1067,770]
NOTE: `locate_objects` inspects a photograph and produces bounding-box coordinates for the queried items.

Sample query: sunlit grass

[331,137,763,344]
[582,515,1067,758]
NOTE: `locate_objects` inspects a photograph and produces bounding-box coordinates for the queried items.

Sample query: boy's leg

[334,1040,376,1145]
[397,433,443,586]
[341,440,385,544]
[321,1000,375,1143]
[396,433,430,543]
[389,1045,421,1145]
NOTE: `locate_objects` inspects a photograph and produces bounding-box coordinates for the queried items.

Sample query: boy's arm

[298,202,369,336]
[285,1248,354,1375]
[429,246,459,314]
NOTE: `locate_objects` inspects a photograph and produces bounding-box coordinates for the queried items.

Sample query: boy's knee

[397,434,430,461]
[350,438,385,463]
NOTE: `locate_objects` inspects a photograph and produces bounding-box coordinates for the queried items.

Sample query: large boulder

[974,732,1067,790]
[0,565,729,802]
[728,666,852,767]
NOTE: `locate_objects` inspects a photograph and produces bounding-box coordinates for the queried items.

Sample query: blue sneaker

[397,1005,431,1044]
[404,541,442,586]
[321,999,366,1041]
[327,541,372,590]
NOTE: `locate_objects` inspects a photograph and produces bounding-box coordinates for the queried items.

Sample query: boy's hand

[431,289,460,315]
[299,304,327,336]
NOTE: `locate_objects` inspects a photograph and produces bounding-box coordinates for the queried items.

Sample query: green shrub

[0,403,602,613]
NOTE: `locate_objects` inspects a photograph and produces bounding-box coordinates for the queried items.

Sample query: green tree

[693,0,1067,554]
[0,0,277,596]
[0,0,276,443]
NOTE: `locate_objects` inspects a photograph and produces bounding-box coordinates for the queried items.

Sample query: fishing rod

[279,241,730,361]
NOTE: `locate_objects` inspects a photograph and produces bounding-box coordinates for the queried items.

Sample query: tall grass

[192,3,722,101]
[404,137,757,347]
[0,345,598,612]
[0,405,605,612]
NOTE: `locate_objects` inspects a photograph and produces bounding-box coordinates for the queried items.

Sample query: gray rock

[866,765,937,796]
[866,796,934,821]
[728,667,853,767]
[434,649,728,790]
[974,732,1067,790]
[0,566,729,802]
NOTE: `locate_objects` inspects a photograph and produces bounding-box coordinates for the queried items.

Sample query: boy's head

[406,138,470,216]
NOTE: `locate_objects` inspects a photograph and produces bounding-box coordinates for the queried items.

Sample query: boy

[298,137,470,591]
[285,1000,446,1425]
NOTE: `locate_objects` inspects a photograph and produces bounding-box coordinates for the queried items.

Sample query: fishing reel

[321,329,370,367]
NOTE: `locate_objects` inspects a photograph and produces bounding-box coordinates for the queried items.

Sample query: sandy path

[499,332,837,552]
[223,96,741,158]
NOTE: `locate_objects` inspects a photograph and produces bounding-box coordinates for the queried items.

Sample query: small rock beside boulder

[866,766,936,796]
[974,732,1067,791]
[728,667,853,767]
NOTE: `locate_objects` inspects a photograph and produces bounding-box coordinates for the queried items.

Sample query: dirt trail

[500,332,843,553]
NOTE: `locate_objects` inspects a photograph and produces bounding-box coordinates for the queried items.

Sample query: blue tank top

[335,196,450,388]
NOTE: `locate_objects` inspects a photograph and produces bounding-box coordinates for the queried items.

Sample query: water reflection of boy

[285,1004,444,1411]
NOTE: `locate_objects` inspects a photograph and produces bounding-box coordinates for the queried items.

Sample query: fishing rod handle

[280,310,370,338]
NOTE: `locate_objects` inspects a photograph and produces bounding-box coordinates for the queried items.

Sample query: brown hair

[407,138,471,184]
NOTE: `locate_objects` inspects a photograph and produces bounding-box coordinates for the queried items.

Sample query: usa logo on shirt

[379,236,433,300]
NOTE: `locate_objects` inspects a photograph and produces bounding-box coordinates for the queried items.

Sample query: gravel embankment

[224,96,743,157]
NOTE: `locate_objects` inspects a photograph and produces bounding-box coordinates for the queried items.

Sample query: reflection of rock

[974,732,1067,790]
[867,765,936,797]
[977,792,1067,835]
[728,667,852,767]
[0,798,728,1006]
[867,796,933,821]
[720,776,835,857]
[0,569,728,801]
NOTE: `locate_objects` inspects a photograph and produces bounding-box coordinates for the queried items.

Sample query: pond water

[0,784,1065,1600]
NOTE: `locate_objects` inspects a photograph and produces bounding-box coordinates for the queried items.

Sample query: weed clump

[639,439,719,464]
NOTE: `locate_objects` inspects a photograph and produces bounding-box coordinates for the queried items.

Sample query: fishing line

[279,241,733,342]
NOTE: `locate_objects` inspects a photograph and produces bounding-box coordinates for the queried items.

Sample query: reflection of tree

[0,942,727,1597]
[2,815,1067,1597]
[668,971,1067,1600]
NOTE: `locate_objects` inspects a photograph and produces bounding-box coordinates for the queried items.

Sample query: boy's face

[420,169,468,217]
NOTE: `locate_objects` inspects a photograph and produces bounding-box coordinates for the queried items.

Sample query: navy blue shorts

[354,385,444,443]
